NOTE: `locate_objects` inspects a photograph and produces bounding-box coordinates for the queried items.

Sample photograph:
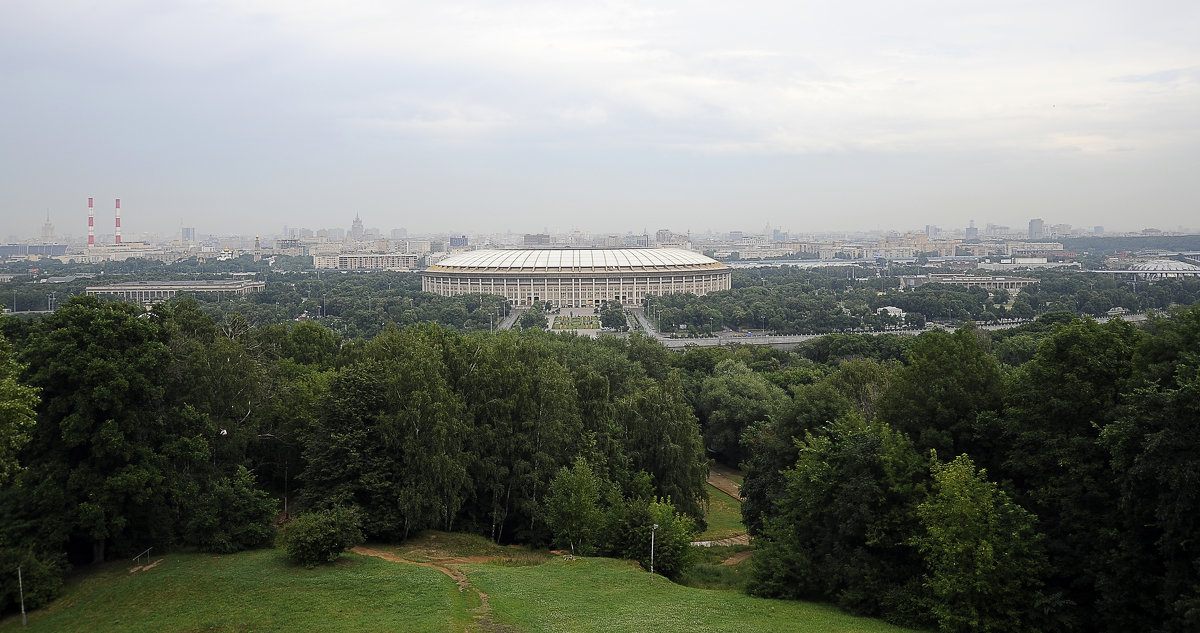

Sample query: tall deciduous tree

[617,373,708,521]
[18,297,180,563]
[749,416,927,625]
[0,336,37,485]
[878,327,1003,465]
[301,324,470,540]
[915,454,1047,633]
[696,359,789,466]
[1001,317,1141,631]
[1099,305,1200,632]
[740,380,852,536]
[544,457,603,555]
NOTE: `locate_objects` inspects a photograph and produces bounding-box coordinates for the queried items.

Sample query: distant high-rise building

[391,228,408,239]
[449,235,468,248]
[524,233,551,246]
[965,220,979,240]
[1028,218,1045,239]
[350,214,365,241]
[181,227,196,244]
[40,213,55,244]
[925,224,941,238]
[1094,226,1104,235]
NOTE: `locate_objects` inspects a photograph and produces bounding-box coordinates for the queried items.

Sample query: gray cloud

[2,0,1198,238]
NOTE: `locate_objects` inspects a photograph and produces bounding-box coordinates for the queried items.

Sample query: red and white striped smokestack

[87,197,94,246]
[114,198,121,244]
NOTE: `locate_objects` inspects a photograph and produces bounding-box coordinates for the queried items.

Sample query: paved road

[497,308,521,330]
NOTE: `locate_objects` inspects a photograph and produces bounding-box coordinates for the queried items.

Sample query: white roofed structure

[423,248,731,308]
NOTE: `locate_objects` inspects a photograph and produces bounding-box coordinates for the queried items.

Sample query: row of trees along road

[645,266,1200,335]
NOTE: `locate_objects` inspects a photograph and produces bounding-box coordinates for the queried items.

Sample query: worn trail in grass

[1,531,913,633]
[0,548,469,633]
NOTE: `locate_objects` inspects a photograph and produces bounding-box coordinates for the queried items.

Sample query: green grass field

[699,484,746,541]
[0,549,469,633]
[468,557,914,633]
[0,535,916,633]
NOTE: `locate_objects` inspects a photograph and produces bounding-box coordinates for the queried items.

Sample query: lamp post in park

[650,523,659,581]
[18,565,26,626]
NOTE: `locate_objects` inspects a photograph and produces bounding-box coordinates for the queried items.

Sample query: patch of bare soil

[129,559,163,574]
[719,550,753,566]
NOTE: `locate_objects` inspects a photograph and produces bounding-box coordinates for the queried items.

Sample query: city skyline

[7,208,1190,246]
[3,1,1198,238]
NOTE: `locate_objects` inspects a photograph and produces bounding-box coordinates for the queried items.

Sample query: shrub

[0,547,68,613]
[186,466,279,554]
[603,497,697,579]
[278,506,364,568]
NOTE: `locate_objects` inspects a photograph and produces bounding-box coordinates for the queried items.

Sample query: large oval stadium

[422,248,732,308]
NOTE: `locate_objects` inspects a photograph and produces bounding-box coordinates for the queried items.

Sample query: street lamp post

[650,523,659,581]
[18,565,26,626]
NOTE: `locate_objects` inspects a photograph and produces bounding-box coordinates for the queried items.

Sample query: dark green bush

[0,547,68,613]
[277,506,363,568]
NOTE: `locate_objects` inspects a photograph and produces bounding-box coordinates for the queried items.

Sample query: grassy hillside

[470,557,912,633]
[0,535,916,633]
[0,549,470,633]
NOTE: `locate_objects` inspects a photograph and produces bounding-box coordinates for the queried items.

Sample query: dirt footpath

[353,546,517,632]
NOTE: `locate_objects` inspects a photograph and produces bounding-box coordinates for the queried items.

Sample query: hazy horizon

[3,1,1198,239]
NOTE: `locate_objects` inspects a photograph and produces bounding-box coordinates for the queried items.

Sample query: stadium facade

[422,248,731,308]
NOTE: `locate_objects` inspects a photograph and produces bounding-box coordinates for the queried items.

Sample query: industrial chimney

[115,198,121,244]
[87,197,95,246]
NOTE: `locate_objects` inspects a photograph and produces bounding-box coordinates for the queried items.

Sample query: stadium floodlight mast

[650,523,659,581]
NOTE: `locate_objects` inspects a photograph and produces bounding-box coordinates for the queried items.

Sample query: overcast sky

[2,1,1198,239]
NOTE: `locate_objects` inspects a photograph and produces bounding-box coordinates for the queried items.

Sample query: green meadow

[1,535,915,633]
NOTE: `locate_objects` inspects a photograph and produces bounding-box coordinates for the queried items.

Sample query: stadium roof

[1130,259,1200,272]
[428,248,727,273]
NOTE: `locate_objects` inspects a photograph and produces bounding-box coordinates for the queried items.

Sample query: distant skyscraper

[1028,218,1045,239]
[181,227,196,244]
[350,214,365,241]
[40,212,55,243]
[965,220,978,240]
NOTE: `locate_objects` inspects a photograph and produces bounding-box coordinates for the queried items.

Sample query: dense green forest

[2,284,1199,631]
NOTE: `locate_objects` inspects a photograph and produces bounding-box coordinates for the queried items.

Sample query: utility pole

[18,565,27,626]
[650,523,659,582]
